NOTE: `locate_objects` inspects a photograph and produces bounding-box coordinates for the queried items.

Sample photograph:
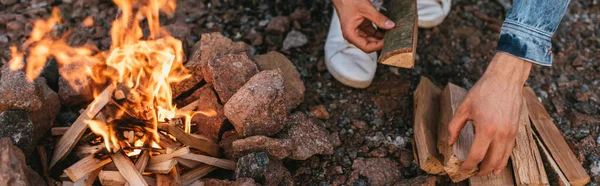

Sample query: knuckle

[483,126,497,136]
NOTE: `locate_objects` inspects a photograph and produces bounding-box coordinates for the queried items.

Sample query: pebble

[282,30,308,50]
[265,16,290,34]
[351,158,401,186]
[591,160,600,176]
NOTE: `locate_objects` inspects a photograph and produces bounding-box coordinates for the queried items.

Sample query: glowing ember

[8,0,213,152]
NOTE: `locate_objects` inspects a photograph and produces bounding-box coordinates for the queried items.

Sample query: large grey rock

[208,53,259,103]
[235,152,293,186]
[254,51,305,111]
[224,70,287,137]
[278,112,340,160]
[0,68,44,112]
[0,110,34,154]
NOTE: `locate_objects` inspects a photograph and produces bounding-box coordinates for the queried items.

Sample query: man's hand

[448,52,532,176]
[332,0,395,53]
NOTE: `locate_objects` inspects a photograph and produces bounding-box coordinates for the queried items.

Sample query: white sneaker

[417,0,452,28]
[324,8,378,89]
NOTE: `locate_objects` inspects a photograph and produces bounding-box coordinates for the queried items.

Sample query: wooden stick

[51,127,69,136]
[50,84,116,168]
[64,154,112,182]
[146,159,178,174]
[135,150,150,173]
[378,0,418,68]
[176,157,203,168]
[158,133,181,153]
[178,153,235,170]
[99,170,126,186]
[158,123,220,157]
[468,164,515,185]
[75,143,104,158]
[511,100,549,185]
[413,77,444,174]
[437,83,477,182]
[181,164,215,186]
[156,167,182,186]
[150,146,190,164]
[523,87,590,186]
[84,168,102,186]
[111,150,149,186]
[534,133,571,186]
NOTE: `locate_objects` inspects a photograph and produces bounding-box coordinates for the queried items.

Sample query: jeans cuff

[496,20,553,66]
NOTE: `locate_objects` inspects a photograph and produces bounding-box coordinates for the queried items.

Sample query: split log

[158,133,181,153]
[378,0,418,68]
[149,146,190,164]
[75,143,103,158]
[156,167,182,186]
[437,83,477,182]
[135,150,150,173]
[468,164,515,185]
[83,168,102,186]
[511,100,549,185]
[111,150,149,186]
[64,154,112,182]
[178,153,236,170]
[523,87,590,186]
[146,159,178,174]
[51,127,69,136]
[158,123,219,157]
[413,77,443,174]
[177,157,203,168]
[50,84,115,168]
[534,133,570,186]
[99,170,126,186]
[181,164,216,186]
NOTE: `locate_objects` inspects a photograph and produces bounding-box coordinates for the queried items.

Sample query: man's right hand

[332,0,396,53]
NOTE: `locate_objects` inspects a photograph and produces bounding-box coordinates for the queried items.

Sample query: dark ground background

[0,0,598,185]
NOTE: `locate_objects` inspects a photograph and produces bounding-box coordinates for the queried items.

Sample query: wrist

[484,52,532,86]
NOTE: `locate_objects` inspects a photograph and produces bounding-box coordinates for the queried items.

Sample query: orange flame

[9,0,204,153]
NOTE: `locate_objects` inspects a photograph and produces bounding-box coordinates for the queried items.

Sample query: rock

[29,78,61,144]
[394,175,437,186]
[197,33,250,83]
[163,24,193,63]
[186,85,226,141]
[232,135,293,159]
[310,105,329,120]
[219,130,241,160]
[254,51,305,110]
[0,110,34,154]
[278,112,339,160]
[0,0,17,5]
[202,178,258,186]
[591,160,600,176]
[290,8,311,21]
[0,138,30,186]
[265,16,290,34]
[224,70,287,137]
[58,60,97,107]
[40,59,59,92]
[0,68,44,112]
[352,158,401,186]
[235,152,292,186]
[207,53,259,103]
[6,21,23,31]
[282,30,308,50]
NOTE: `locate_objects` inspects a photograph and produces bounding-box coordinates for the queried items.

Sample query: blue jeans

[496,0,571,66]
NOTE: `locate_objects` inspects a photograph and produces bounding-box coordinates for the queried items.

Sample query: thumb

[448,102,470,145]
[362,5,395,29]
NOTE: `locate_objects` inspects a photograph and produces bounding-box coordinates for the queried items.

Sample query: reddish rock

[394,175,437,186]
[0,67,44,112]
[290,8,311,21]
[0,138,30,186]
[278,112,339,160]
[219,130,241,160]
[235,152,292,186]
[232,135,292,159]
[368,147,388,158]
[163,24,193,63]
[208,53,259,103]
[265,16,290,34]
[197,33,250,83]
[29,78,61,144]
[5,21,22,31]
[182,85,226,141]
[352,158,401,186]
[224,70,287,137]
[0,0,17,6]
[58,60,98,107]
[310,105,329,120]
[254,51,305,110]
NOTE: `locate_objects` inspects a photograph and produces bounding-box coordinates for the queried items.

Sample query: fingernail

[493,169,502,175]
[384,20,395,28]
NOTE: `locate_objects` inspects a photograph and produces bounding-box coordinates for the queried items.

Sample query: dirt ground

[1,0,598,185]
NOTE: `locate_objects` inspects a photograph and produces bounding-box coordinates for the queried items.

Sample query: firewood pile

[412,77,591,185]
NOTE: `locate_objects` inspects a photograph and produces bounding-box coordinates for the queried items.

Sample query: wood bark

[523,87,590,186]
[413,77,444,174]
[437,83,477,182]
[50,84,115,168]
[511,100,549,186]
[378,0,418,68]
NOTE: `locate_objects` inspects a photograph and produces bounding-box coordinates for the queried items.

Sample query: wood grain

[64,155,112,182]
[523,87,590,186]
[437,83,477,182]
[469,164,515,186]
[111,151,149,186]
[413,77,444,174]
[511,100,549,185]
[178,153,236,170]
[158,123,220,157]
[181,164,215,186]
[378,0,418,68]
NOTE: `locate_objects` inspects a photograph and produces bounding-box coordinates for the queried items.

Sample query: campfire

[9,0,235,185]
